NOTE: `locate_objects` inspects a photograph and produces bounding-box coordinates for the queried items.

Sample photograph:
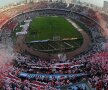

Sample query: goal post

[53,36,61,41]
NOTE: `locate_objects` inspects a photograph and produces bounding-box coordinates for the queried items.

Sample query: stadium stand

[0,1,108,90]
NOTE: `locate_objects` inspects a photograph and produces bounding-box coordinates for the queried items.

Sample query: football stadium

[0,0,108,90]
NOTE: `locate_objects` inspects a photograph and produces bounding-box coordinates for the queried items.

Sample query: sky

[79,0,107,7]
[0,0,107,7]
[0,0,24,7]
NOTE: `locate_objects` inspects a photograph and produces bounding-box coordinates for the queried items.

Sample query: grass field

[10,16,84,54]
[26,16,82,42]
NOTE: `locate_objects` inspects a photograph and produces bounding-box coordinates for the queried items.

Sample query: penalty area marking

[67,19,82,32]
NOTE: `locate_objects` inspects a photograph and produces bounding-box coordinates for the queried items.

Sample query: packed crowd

[0,1,107,31]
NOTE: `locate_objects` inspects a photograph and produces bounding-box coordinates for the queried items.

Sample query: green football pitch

[26,16,82,42]
[18,16,83,54]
